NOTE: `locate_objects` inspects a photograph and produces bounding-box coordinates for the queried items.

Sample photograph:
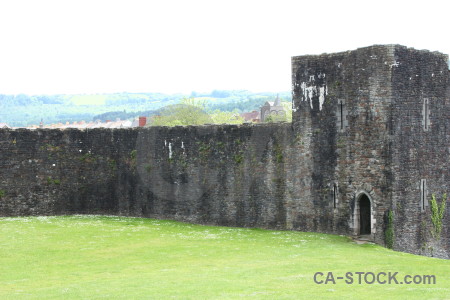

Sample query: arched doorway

[359,194,371,235]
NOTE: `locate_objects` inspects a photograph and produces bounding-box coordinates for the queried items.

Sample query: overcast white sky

[0,0,449,95]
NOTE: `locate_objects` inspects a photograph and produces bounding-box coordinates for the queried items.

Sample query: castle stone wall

[0,45,448,259]
[0,128,139,216]
[390,46,450,257]
[0,125,308,230]
[291,45,449,258]
[292,45,395,246]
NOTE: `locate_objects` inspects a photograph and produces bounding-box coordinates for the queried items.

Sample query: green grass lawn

[0,216,448,299]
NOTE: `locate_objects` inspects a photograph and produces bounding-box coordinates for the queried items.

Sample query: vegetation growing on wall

[79,153,95,163]
[385,210,394,249]
[107,159,117,171]
[46,177,61,185]
[126,150,138,168]
[430,193,447,239]
[274,144,284,163]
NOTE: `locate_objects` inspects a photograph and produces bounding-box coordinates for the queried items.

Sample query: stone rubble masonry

[0,45,448,258]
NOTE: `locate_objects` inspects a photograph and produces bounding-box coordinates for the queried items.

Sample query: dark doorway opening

[359,194,371,235]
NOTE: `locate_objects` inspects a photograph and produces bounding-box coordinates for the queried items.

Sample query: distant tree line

[92,110,157,122]
[0,91,291,127]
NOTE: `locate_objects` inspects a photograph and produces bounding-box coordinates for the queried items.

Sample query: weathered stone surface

[292,45,449,258]
[0,45,448,258]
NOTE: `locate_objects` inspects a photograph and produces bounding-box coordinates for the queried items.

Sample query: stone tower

[291,45,449,257]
